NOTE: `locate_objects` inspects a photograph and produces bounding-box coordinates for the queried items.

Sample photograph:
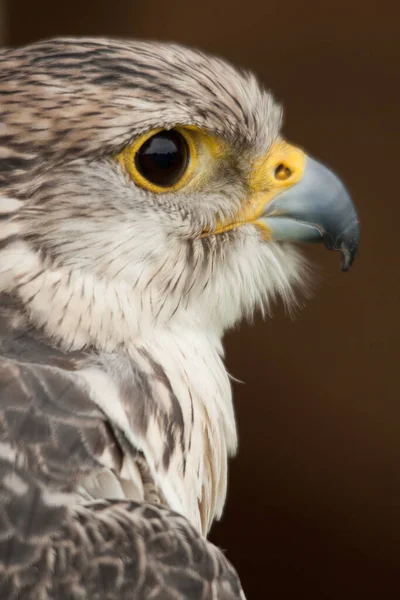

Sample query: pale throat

[0,239,238,533]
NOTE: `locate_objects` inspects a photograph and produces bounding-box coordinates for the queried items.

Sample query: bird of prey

[0,37,359,599]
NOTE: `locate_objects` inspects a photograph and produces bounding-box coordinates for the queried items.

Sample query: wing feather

[0,298,244,598]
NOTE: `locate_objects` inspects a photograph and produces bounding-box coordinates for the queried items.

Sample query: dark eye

[134,130,189,188]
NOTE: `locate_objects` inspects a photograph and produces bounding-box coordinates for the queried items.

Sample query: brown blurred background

[1,0,399,597]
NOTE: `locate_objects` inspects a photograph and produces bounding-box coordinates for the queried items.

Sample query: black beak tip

[340,248,354,272]
[323,229,360,272]
[340,223,360,272]
[339,234,360,271]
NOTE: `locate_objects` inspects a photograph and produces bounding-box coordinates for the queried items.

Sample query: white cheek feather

[0,197,23,214]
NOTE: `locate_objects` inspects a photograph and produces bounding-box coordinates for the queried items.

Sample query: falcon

[0,38,359,599]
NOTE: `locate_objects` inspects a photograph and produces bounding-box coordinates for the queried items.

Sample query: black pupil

[135,130,189,187]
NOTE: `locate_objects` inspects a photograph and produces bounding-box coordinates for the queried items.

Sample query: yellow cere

[117,126,227,194]
[211,140,306,237]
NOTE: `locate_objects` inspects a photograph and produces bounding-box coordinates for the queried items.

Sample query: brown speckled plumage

[0,36,316,599]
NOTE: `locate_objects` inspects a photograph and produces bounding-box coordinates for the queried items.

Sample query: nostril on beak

[274,163,292,181]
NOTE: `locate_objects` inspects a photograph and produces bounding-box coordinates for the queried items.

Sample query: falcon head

[0,38,359,349]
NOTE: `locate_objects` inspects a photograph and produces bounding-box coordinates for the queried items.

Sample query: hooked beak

[211,141,360,271]
[258,154,360,271]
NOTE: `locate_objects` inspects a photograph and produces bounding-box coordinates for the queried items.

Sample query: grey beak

[258,157,360,271]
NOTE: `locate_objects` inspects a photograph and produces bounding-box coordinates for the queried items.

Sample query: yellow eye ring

[117,127,197,193]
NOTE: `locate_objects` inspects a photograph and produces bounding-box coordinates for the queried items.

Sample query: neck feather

[0,239,237,533]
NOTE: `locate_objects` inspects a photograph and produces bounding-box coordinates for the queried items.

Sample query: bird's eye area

[135,130,189,187]
[117,127,197,193]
